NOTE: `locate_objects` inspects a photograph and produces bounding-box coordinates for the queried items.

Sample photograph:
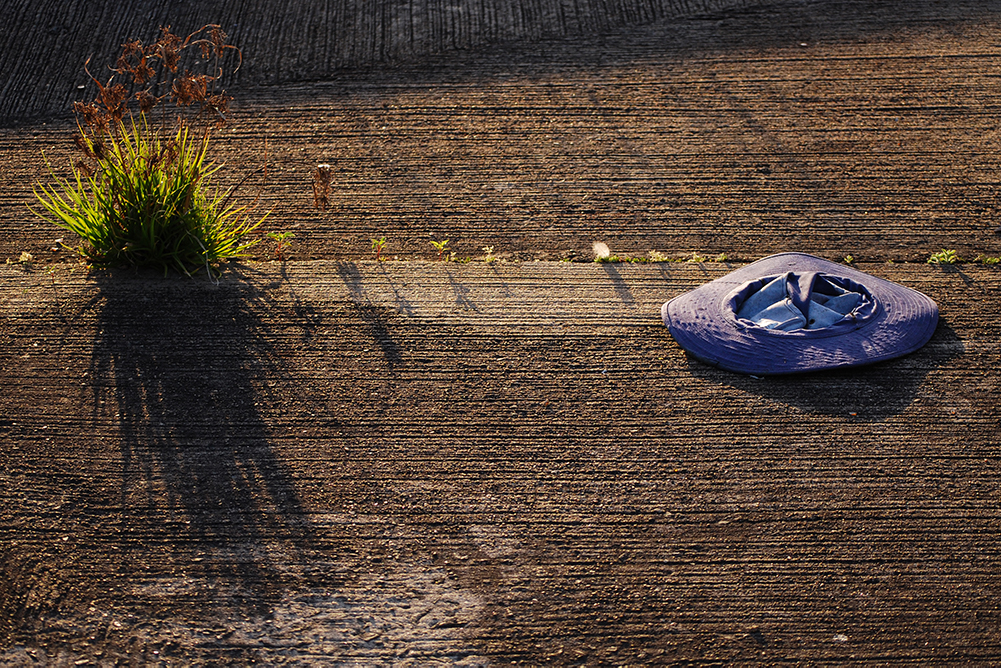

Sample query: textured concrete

[0,0,758,123]
[2,0,1001,664]
[2,260,999,663]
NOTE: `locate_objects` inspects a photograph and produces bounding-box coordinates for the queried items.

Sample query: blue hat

[662,253,939,375]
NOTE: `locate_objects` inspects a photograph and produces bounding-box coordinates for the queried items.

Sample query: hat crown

[729,271,878,333]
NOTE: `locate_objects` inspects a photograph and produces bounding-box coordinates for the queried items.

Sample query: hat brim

[663,253,939,375]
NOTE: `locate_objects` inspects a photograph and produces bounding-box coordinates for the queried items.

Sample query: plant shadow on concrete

[600,262,638,306]
[86,271,329,622]
[334,262,404,367]
[686,321,964,422]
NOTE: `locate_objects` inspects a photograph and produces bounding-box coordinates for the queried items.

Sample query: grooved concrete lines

[0,0,758,123]
[4,0,1001,265]
[2,0,1001,664]
[1,260,999,663]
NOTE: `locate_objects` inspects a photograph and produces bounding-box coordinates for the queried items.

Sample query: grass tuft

[28,24,266,276]
[32,117,264,275]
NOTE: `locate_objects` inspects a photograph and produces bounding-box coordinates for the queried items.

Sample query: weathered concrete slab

[1,260,999,663]
[0,0,758,124]
[4,0,1000,268]
[3,0,1001,663]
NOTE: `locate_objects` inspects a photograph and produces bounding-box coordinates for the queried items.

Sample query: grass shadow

[600,262,637,306]
[88,269,322,615]
[335,261,404,367]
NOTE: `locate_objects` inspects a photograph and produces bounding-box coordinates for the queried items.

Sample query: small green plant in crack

[928,249,960,265]
[430,238,450,261]
[371,236,387,261]
[975,254,1000,266]
[687,252,707,264]
[595,255,651,264]
[843,255,855,265]
[482,246,496,263]
[267,230,295,260]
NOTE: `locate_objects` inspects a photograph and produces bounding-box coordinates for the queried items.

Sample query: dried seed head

[75,159,95,178]
[115,39,156,84]
[204,93,231,125]
[73,101,108,132]
[91,138,107,161]
[135,89,158,114]
[163,139,179,165]
[120,39,143,60]
[72,132,95,159]
[172,71,209,106]
[156,26,182,72]
[313,164,332,211]
[69,23,245,154]
[139,62,156,84]
[209,26,228,58]
[100,83,129,121]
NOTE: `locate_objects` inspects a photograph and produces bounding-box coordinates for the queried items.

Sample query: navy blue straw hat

[662,253,939,375]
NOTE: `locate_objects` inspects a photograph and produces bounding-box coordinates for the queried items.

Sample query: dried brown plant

[135,89,158,114]
[73,24,241,134]
[313,164,332,211]
[74,160,95,178]
[155,26,183,73]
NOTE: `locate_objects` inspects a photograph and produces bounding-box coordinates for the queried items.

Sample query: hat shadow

[685,320,964,422]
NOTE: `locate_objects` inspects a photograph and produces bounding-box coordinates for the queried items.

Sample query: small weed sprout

[975,254,1000,266]
[482,246,496,263]
[648,250,670,262]
[687,252,707,264]
[928,249,960,265]
[267,230,295,260]
[596,254,650,263]
[29,25,267,276]
[430,239,450,261]
[371,236,387,261]
[714,253,728,263]
[843,255,855,265]
[313,164,332,211]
